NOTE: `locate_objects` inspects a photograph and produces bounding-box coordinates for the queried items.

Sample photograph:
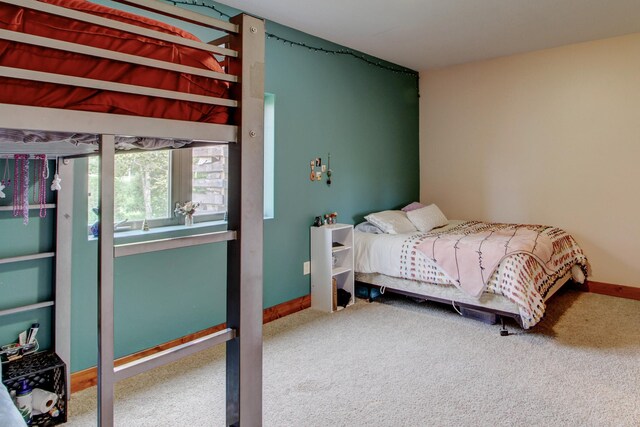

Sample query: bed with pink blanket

[354,220,590,329]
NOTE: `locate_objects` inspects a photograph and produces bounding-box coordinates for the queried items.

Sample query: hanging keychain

[0,157,10,199]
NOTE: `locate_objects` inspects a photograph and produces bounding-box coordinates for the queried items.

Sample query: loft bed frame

[0,0,264,425]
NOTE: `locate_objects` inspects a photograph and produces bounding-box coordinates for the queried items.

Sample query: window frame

[131,148,227,229]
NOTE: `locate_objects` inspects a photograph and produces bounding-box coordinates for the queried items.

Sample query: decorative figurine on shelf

[175,201,200,226]
[313,212,338,227]
[324,212,338,225]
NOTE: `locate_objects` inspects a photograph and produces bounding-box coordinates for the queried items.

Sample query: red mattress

[0,0,229,123]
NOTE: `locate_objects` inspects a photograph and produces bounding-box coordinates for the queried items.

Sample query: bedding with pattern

[355,220,590,328]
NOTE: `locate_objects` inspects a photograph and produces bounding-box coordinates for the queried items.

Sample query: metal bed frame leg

[226,14,265,427]
[98,135,116,426]
[500,316,509,337]
[55,158,74,400]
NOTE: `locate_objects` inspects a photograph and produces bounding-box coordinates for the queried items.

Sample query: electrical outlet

[303,261,311,275]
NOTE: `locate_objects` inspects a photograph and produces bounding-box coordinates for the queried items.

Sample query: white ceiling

[217,0,640,71]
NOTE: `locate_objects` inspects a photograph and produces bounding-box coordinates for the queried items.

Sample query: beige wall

[419,33,640,287]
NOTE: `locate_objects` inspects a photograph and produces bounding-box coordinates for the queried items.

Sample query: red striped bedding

[0,0,229,123]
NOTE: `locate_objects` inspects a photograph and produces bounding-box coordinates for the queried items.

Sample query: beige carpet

[67,288,640,426]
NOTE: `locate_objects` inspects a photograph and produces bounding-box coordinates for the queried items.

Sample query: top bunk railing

[0,28,237,83]
[113,0,238,34]
[0,0,261,146]
[1,0,239,56]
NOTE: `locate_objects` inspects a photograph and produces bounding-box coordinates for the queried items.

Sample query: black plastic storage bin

[2,352,67,426]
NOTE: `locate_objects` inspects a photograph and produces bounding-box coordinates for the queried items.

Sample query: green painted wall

[0,163,56,354]
[0,1,419,372]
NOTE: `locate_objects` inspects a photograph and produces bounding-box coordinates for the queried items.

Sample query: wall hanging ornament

[0,157,10,199]
[309,155,332,184]
[13,154,30,225]
[309,157,324,181]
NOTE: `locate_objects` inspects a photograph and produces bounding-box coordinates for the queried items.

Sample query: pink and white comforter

[355,220,590,328]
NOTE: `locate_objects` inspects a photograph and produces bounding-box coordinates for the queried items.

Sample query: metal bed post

[54,158,74,399]
[226,14,265,427]
[98,134,116,426]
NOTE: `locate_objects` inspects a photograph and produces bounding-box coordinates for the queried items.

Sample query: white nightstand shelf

[310,223,354,312]
[332,267,352,276]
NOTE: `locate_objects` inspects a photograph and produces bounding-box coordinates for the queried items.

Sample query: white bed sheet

[354,220,464,278]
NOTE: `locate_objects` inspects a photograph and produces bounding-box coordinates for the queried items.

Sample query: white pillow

[364,210,417,234]
[406,204,448,232]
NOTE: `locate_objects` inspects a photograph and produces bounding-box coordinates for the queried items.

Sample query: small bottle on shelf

[16,379,33,425]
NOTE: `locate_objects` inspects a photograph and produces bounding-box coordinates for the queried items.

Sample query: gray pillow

[355,221,383,234]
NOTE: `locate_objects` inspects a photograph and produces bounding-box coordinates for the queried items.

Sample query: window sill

[88,220,228,245]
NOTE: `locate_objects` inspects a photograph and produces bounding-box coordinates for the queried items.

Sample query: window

[264,93,275,219]
[88,93,275,230]
[88,147,227,229]
[190,146,228,217]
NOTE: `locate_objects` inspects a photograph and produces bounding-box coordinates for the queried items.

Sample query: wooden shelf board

[331,267,352,276]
